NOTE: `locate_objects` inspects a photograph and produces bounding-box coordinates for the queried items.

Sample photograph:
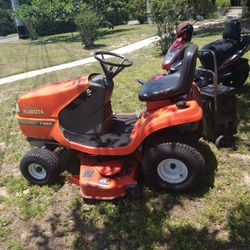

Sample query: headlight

[163,52,176,64]
[16,102,21,113]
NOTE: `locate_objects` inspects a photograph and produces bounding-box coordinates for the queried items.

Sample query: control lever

[136,79,145,85]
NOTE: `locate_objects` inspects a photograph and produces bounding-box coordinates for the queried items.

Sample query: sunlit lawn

[0,24,156,78]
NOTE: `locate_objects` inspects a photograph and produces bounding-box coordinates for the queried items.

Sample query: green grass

[0,33,17,39]
[0,27,250,249]
[0,24,156,78]
[216,0,231,7]
[2,176,54,220]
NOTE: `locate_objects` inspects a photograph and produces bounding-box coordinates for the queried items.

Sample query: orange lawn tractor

[16,44,206,200]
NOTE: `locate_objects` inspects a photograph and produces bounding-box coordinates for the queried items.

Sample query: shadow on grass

[71,194,183,249]
[38,144,217,249]
[25,141,250,249]
[30,34,82,45]
[98,27,133,37]
[227,202,250,248]
[194,25,223,38]
[30,36,107,50]
[190,141,218,197]
[235,82,250,149]
[30,195,249,249]
[51,149,80,188]
[165,200,250,250]
[194,18,250,39]
[29,27,132,46]
[28,225,50,250]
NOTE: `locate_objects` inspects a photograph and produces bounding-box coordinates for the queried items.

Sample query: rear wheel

[142,142,205,192]
[20,148,61,185]
[230,59,249,88]
[215,135,234,149]
[142,124,202,151]
[231,71,249,88]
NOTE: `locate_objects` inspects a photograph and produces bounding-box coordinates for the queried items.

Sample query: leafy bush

[242,10,250,17]
[188,0,217,17]
[75,4,100,48]
[14,0,81,39]
[0,0,16,36]
[0,9,16,36]
[216,0,231,7]
[14,3,39,39]
[129,0,148,24]
[241,0,250,7]
[150,0,188,55]
[85,0,130,28]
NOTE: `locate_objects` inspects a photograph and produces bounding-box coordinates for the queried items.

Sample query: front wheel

[20,148,61,185]
[142,143,205,192]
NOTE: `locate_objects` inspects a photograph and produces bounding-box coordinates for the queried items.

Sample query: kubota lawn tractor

[16,44,206,200]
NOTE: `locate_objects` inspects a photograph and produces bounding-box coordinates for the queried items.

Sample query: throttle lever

[136,79,145,85]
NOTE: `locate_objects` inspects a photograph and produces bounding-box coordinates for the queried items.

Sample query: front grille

[66,88,93,110]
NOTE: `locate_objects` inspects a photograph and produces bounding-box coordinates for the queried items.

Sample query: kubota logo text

[23,109,45,115]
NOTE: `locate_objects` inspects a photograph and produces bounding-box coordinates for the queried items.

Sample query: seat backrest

[177,43,198,95]
[139,44,198,102]
[223,19,241,44]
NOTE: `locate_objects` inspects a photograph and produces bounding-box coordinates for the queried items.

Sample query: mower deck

[68,155,138,200]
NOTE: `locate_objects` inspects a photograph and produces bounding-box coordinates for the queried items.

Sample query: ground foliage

[150,0,188,55]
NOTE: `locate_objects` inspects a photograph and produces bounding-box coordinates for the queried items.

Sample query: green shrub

[216,0,231,7]
[241,0,250,7]
[189,0,217,17]
[14,0,80,39]
[0,9,16,36]
[85,0,130,28]
[0,0,16,36]
[75,5,100,48]
[242,10,250,17]
[129,0,148,24]
[14,3,39,40]
[150,0,188,55]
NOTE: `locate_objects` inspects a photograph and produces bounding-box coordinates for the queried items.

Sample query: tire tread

[20,148,61,185]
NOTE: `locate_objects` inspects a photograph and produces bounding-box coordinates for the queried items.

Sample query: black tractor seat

[199,39,238,70]
[139,44,198,102]
[199,20,241,70]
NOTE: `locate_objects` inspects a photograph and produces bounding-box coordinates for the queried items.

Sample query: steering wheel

[93,51,133,81]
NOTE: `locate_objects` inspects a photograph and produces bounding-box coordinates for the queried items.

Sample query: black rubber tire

[126,185,142,199]
[231,71,249,88]
[230,59,250,88]
[142,123,202,152]
[142,142,205,192]
[20,148,61,185]
[215,135,234,149]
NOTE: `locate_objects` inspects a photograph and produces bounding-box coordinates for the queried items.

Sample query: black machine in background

[196,19,250,88]
[162,19,249,147]
[176,20,249,147]
[196,47,238,148]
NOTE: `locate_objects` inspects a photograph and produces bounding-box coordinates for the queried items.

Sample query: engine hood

[17,75,90,119]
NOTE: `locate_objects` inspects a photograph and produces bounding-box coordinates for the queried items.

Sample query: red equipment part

[162,23,194,71]
[68,155,138,200]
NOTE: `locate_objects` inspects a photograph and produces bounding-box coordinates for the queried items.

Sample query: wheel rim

[157,158,188,184]
[28,163,47,180]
